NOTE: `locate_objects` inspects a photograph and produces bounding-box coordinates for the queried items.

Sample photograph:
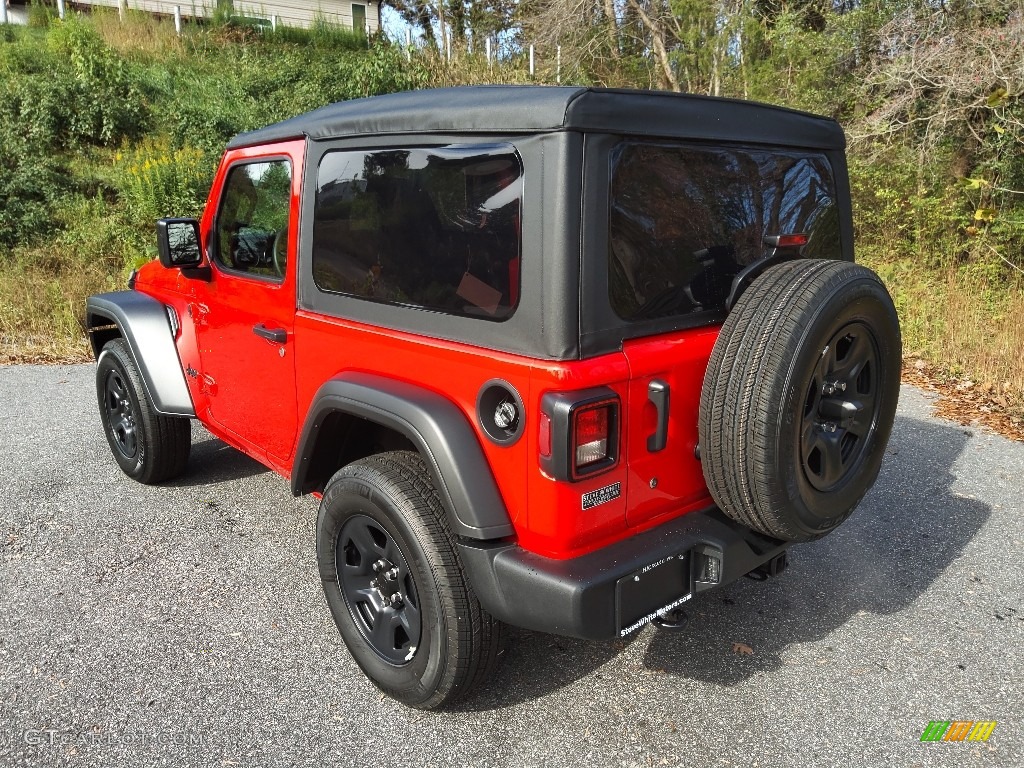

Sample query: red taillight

[573,404,612,471]
[539,389,620,481]
[539,412,552,458]
[764,233,809,248]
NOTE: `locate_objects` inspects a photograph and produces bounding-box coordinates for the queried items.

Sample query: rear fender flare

[293,373,515,541]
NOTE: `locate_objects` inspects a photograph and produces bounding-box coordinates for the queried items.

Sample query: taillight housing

[540,388,620,481]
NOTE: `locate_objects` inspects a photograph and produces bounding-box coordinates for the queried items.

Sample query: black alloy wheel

[316,451,504,709]
[104,368,139,460]
[698,259,902,542]
[337,514,422,666]
[800,322,881,492]
[95,338,191,484]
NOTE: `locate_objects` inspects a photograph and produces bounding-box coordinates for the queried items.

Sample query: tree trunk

[603,0,621,59]
[628,0,680,92]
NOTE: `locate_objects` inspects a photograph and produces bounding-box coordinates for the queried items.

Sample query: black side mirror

[157,218,203,269]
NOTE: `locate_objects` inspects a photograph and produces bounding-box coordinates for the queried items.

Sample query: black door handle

[253,324,287,344]
[647,379,670,452]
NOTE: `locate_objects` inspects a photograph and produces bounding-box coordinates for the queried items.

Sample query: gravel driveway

[1,364,1021,767]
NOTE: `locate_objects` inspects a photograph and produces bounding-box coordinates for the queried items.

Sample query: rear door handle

[647,379,670,452]
[253,324,287,344]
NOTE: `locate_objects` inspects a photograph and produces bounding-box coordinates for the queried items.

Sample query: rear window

[608,142,840,322]
[312,144,523,320]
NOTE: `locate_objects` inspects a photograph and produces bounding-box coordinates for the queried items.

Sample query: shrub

[27,0,53,29]
[46,17,149,144]
[0,142,67,249]
[115,137,213,227]
[0,18,148,150]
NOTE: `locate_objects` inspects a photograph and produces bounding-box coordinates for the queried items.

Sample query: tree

[386,0,519,48]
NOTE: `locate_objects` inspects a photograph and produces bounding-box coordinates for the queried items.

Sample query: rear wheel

[699,259,901,542]
[96,338,191,484]
[316,451,503,709]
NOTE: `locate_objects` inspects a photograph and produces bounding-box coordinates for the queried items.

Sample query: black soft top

[227,85,845,151]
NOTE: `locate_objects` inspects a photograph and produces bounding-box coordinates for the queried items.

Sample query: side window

[312,145,522,320]
[215,159,292,280]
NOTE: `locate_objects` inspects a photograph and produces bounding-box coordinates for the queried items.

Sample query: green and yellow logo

[920,721,997,742]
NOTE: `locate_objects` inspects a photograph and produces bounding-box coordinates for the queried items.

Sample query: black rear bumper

[458,506,789,641]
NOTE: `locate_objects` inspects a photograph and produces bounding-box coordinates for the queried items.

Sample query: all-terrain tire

[698,259,901,542]
[96,338,191,484]
[316,451,504,709]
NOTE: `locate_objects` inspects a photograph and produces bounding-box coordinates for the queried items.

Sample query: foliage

[0,142,66,249]
[0,12,436,360]
[266,19,369,49]
[388,0,518,46]
[27,0,54,29]
[0,17,148,150]
[115,138,211,226]
[45,17,150,144]
[0,194,130,361]
[1,3,1022,406]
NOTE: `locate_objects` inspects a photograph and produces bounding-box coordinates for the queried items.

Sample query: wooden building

[77,1,381,32]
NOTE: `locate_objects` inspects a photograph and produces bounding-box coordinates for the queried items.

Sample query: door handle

[647,379,670,452]
[253,324,287,344]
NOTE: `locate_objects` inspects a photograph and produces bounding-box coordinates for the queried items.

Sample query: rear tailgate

[620,327,720,528]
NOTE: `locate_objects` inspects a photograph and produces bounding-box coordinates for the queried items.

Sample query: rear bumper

[458,506,789,641]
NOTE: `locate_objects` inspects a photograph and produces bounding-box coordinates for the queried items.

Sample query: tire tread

[320,450,504,709]
[699,259,900,541]
[98,338,191,484]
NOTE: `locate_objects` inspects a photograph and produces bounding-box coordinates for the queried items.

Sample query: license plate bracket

[615,553,691,637]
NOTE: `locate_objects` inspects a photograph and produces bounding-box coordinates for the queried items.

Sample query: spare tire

[698,259,901,542]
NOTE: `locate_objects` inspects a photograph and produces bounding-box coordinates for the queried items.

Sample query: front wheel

[316,451,504,709]
[96,338,191,484]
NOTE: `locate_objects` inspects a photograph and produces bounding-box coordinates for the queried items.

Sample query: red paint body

[135,141,721,560]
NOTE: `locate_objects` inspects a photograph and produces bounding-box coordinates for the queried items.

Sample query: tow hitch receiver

[745,551,789,581]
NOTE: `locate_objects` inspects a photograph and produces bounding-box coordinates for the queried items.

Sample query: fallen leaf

[901,360,1024,442]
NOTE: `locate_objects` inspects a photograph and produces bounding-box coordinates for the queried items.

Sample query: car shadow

[455,412,988,707]
[169,435,270,486]
[642,413,989,685]
[452,628,637,712]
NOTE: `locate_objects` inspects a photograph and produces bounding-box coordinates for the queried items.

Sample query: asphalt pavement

[1,364,1021,767]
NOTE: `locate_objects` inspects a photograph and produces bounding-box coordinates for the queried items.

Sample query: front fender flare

[86,291,195,417]
[293,373,515,541]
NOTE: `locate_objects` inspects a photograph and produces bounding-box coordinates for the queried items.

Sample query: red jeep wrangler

[86,86,901,709]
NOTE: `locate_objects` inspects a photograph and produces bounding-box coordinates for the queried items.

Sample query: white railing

[0,5,562,82]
